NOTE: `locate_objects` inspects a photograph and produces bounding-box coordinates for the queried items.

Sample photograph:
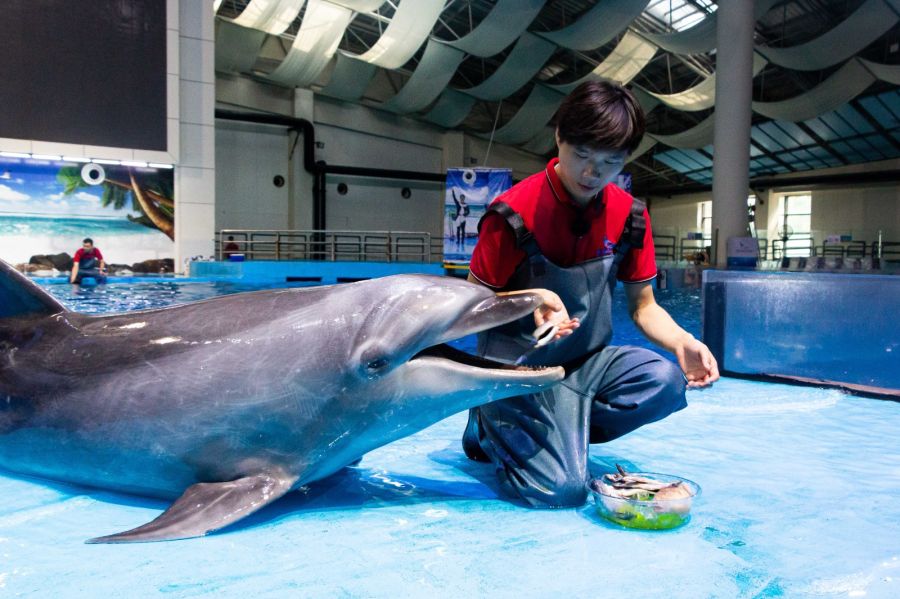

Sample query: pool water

[1,279,897,598]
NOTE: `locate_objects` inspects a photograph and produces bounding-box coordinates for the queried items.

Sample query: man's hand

[526,288,580,341]
[675,335,720,388]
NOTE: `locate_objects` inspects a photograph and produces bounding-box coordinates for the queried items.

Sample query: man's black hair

[554,81,645,154]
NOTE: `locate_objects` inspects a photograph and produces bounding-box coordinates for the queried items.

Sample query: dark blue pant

[463,345,687,508]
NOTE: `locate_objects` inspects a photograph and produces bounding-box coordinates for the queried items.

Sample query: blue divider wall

[188,260,445,284]
[702,270,900,396]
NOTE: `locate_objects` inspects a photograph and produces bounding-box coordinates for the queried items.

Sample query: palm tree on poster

[56,167,175,240]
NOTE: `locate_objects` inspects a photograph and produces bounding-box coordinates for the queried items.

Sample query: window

[699,200,712,245]
[645,0,716,31]
[777,194,812,257]
[748,195,757,237]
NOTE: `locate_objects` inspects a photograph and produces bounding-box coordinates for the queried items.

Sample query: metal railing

[652,234,676,260]
[216,229,444,263]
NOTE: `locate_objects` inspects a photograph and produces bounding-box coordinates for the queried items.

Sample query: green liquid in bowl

[588,473,700,530]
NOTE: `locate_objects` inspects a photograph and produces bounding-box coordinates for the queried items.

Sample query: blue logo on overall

[596,236,616,257]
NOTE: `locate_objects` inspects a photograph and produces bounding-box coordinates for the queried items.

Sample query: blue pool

[1,278,898,597]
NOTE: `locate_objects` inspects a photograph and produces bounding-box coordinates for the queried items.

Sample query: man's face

[83,243,93,252]
[555,132,627,207]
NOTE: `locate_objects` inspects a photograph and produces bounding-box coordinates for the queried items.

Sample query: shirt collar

[544,157,606,213]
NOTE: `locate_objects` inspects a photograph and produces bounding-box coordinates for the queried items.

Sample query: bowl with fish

[588,465,700,530]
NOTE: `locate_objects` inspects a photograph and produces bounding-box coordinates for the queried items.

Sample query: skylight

[644,0,718,32]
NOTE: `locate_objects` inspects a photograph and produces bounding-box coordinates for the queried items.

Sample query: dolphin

[0,259,564,543]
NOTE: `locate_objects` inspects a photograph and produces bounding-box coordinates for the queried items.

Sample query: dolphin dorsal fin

[86,470,299,543]
[0,259,67,319]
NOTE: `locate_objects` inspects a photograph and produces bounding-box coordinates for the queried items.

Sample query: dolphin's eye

[359,344,390,378]
[366,357,389,372]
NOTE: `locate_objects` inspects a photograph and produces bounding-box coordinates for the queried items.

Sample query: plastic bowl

[587,473,701,530]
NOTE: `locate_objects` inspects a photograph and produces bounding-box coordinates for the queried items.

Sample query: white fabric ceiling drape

[645,54,768,112]
[445,0,545,57]
[460,33,557,101]
[487,85,567,145]
[350,0,444,69]
[860,58,900,85]
[638,58,900,158]
[756,0,900,71]
[424,89,477,128]
[640,0,780,55]
[214,0,900,158]
[266,1,387,87]
[215,20,267,73]
[626,136,658,162]
[651,114,715,148]
[320,51,377,100]
[752,59,877,122]
[380,40,467,114]
[233,0,307,35]
[536,0,650,51]
[548,32,657,93]
[267,0,356,87]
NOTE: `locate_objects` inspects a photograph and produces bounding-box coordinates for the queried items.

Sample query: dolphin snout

[440,291,543,342]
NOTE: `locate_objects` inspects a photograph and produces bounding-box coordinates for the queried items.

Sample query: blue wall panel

[702,270,900,395]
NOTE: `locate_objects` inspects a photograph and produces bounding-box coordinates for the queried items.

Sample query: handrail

[652,234,676,260]
[216,229,442,263]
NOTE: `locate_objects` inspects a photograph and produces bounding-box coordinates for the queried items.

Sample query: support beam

[710,0,755,267]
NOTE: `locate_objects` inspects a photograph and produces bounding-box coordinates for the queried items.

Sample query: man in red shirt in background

[70,237,107,284]
[463,81,719,508]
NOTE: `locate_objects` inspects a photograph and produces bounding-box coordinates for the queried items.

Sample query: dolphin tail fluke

[85,471,298,544]
[0,258,68,319]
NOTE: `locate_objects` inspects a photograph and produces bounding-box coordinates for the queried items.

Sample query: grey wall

[809,185,900,244]
[647,181,900,254]
[215,121,290,230]
[314,98,444,234]
[215,74,547,237]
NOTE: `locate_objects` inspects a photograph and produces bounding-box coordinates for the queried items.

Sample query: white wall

[809,184,900,244]
[646,193,705,238]
[215,122,290,230]
[648,180,900,260]
[214,74,549,237]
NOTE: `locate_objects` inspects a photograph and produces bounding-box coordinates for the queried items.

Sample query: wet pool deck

[1,378,898,598]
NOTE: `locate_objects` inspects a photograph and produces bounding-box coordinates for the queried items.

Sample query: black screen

[0,0,167,151]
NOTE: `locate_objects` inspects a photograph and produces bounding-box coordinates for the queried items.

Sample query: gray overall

[463,200,687,507]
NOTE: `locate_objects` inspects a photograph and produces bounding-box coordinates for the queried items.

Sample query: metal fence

[216,229,444,263]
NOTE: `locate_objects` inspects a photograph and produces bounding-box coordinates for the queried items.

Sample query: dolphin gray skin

[0,259,564,543]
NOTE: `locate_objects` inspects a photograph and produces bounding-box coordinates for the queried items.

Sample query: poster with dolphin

[443,168,512,266]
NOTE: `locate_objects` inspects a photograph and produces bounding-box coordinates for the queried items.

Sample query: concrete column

[711,0,755,266]
[174,0,216,271]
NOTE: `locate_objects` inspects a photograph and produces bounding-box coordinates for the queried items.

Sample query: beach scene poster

[443,168,512,265]
[0,158,174,268]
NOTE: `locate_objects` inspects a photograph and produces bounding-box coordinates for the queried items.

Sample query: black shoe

[462,409,491,462]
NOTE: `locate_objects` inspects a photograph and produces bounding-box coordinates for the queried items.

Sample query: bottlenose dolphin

[0,259,564,543]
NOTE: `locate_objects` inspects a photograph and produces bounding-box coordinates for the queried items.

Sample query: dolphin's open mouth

[411,343,541,371]
[409,344,565,385]
[406,289,565,384]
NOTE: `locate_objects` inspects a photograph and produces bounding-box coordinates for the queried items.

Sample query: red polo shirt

[469,158,657,288]
[73,247,104,264]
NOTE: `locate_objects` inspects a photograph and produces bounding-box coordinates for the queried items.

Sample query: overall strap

[612,198,646,265]
[478,201,541,257]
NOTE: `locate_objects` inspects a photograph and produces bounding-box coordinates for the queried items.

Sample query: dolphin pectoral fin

[85,471,299,544]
